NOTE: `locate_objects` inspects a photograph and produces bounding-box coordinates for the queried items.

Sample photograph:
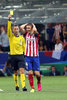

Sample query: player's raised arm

[31,23,39,37]
[7,14,13,37]
[20,23,27,34]
[32,23,37,33]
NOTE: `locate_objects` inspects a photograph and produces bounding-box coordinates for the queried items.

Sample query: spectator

[41,26,48,41]
[49,65,60,76]
[59,26,64,42]
[63,42,67,50]
[52,38,63,60]
[55,38,63,51]
[46,24,55,50]
[39,40,44,51]
[63,25,67,43]
[63,65,67,76]
[0,26,9,52]
[43,45,47,51]
[3,59,13,76]
[54,23,62,40]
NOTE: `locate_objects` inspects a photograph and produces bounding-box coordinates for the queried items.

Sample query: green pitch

[0,76,67,100]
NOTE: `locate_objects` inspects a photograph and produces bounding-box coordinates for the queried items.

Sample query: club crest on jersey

[27,37,34,41]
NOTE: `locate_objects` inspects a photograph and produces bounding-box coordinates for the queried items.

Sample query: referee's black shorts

[10,54,25,71]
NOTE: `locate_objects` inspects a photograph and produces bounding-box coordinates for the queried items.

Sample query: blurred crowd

[0,23,67,52]
[39,23,67,51]
[0,23,67,77]
[0,25,9,52]
[40,65,67,76]
[0,62,67,76]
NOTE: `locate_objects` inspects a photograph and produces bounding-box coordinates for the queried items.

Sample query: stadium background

[0,0,67,75]
[0,0,67,100]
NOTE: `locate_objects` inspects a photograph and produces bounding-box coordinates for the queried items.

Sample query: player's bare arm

[32,23,37,33]
[20,24,28,34]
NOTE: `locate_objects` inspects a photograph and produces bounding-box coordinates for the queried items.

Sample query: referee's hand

[8,14,12,19]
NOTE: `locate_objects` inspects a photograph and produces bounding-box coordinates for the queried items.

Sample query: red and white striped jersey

[25,32,39,57]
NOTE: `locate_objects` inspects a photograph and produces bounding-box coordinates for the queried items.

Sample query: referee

[7,14,27,91]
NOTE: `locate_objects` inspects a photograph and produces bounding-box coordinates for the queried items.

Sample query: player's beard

[27,29,33,35]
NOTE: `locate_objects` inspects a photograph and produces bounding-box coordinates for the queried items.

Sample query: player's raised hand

[8,14,12,19]
[32,24,37,33]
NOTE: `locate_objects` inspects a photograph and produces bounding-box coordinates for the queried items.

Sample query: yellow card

[10,10,13,15]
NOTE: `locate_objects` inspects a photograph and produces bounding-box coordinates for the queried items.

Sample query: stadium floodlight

[57,13,60,15]
[13,5,22,8]
[42,16,48,18]
[54,13,56,16]
[5,6,12,9]
[0,15,2,18]
[52,1,55,5]
[5,5,22,9]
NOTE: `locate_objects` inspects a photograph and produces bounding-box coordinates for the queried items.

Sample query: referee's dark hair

[12,24,19,28]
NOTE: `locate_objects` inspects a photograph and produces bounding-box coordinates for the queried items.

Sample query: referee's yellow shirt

[7,20,25,55]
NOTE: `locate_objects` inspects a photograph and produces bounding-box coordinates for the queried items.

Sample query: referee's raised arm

[7,14,13,37]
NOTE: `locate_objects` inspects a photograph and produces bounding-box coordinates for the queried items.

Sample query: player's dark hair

[25,23,33,30]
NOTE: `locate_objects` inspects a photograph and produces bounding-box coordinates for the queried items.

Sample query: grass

[0,76,67,100]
